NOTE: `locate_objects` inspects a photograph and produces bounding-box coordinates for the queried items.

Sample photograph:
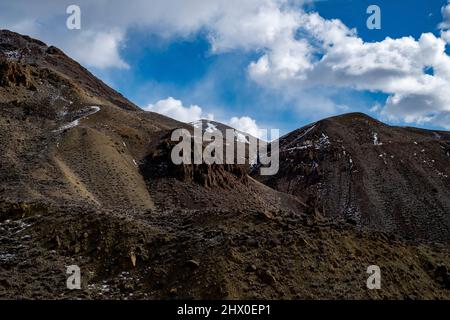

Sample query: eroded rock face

[173,163,248,188]
[141,133,248,188]
[0,59,36,90]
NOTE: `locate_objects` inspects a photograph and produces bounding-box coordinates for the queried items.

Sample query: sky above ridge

[1,0,450,137]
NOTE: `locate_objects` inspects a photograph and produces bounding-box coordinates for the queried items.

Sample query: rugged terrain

[256,113,450,243]
[1,30,450,299]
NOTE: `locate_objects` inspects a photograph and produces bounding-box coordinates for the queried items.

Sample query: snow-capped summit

[190,119,257,144]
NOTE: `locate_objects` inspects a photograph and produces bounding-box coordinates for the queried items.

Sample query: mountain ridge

[255,111,450,243]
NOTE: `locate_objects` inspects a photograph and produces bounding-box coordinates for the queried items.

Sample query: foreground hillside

[1,204,450,299]
[0,30,450,299]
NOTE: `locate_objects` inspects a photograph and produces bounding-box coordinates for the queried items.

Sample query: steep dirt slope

[257,113,450,243]
[0,30,186,210]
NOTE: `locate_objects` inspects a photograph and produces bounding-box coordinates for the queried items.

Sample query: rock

[246,238,259,248]
[130,252,137,267]
[186,259,200,268]
[55,235,61,248]
[434,264,450,288]
[169,288,177,296]
[268,238,280,247]
[246,264,257,272]
[258,269,276,285]
[298,238,310,247]
[259,210,274,220]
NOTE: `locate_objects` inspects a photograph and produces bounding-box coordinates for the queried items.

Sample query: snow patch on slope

[3,49,21,61]
[373,132,382,146]
[190,120,253,144]
[235,132,249,143]
[191,120,202,129]
[205,122,217,133]
[54,106,100,132]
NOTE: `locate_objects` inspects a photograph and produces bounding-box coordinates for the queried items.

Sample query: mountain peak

[0,29,138,112]
[260,109,450,243]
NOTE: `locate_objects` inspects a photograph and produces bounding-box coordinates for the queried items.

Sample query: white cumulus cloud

[144,97,214,123]
[2,0,450,128]
[144,97,266,138]
[442,30,450,43]
[439,1,450,30]
[247,11,450,129]
[229,116,264,139]
[67,30,129,69]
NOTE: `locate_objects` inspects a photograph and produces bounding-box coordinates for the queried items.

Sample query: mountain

[0,28,290,212]
[255,112,450,243]
[191,119,258,144]
[1,30,450,299]
[0,29,187,212]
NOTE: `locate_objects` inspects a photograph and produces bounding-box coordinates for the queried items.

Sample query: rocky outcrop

[141,132,248,188]
[0,58,36,90]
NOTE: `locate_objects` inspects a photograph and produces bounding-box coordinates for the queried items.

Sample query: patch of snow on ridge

[235,132,249,143]
[190,120,219,133]
[57,118,81,132]
[54,106,100,132]
[191,120,202,129]
[283,123,316,149]
[297,124,316,141]
[285,145,311,152]
[3,49,21,61]
[315,133,330,149]
[88,106,101,114]
[373,133,382,146]
[205,122,217,133]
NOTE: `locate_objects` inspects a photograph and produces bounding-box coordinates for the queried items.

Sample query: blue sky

[1,0,450,136]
